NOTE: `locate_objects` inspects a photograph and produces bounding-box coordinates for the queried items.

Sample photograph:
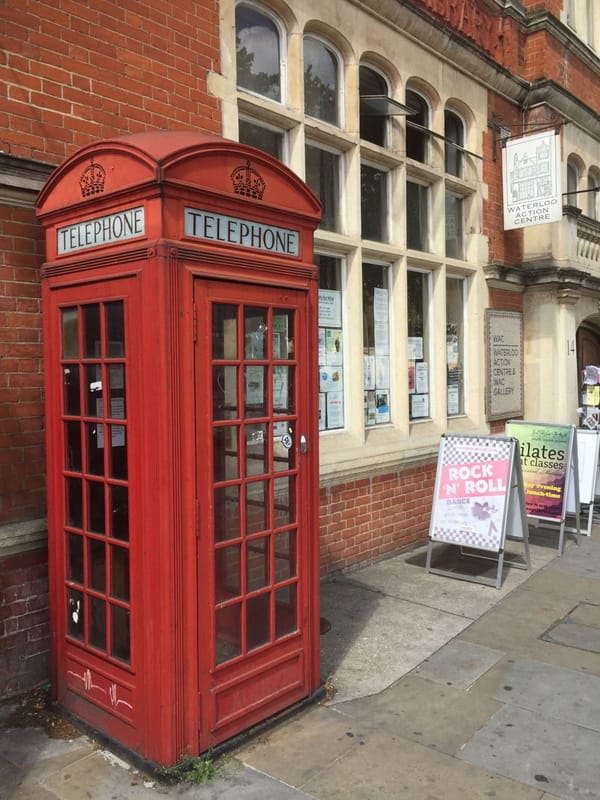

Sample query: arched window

[405,89,429,163]
[566,157,580,207]
[444,109,465,177]
[588,169,600,219]
[303,36,340,125]
[235,4,282,102]
[359,65,388,146]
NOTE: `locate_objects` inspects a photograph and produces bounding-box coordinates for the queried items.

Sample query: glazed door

[195,280,314,750]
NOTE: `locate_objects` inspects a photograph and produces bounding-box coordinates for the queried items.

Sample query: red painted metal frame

[36,132,321,766]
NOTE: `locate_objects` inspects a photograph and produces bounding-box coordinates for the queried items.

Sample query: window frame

[235,3,286,105]
[305,140,343,233]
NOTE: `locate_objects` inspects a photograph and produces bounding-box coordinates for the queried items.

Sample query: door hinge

[192,303,198,343]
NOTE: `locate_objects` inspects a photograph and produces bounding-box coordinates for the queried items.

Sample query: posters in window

[318,289,341,327]
[320,366,343,393]
[376,392,390,423]
[325,329,342,365]
[326,392,344,428]
[415,362,428,393]
[375,357,390,389]
[411,393,429,418]
[408,337,423,360]
[447,384,460,415]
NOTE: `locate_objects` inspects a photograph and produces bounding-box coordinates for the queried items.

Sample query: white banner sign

[502,130,562,230]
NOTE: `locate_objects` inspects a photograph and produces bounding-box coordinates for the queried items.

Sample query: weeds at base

[159,754,217,785]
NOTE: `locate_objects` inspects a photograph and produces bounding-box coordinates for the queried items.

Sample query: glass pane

[273,365,294,414]
[110,484,129,541]
[214,485,240,543]
[272,310,293,359]
[215,545,241,601]
[86,422,105,475]
[408,271,431,421]
[246,480,267,534]
[111,605,130,662]
[359,66,388,146]
[407,181,429,251]
[275,585,297,638]
[65,421,82,472]
[246,423,267,476]
[445,110,464,177]
[273,424,295,472]
[235,5,281,102]
[89,538,105,592]
[317,256,345,432]
[63,365,80,416]
[305,146,338,231]
[67,532,83,584]
[67,588,84,640]
[304,37,338,124]
[213,365,238,420]
[363,264,391,427]
[87,480,105,534]
[105,301,125,357]
[111,546,130,601]
[108,365,126,418]
[61,307,79,359]
[239,120,283,159]
[83,304,101,358]
[244,366,266,416]
[274,475,295,527]
[247,593,270,651]
[406,90,428,162]
[446,277,465,417]
[212,304,238,360]
[66,477,83,529]
[213,426,239,482]
[216,604,241,664]
[361,164,387,242]
[244,310,267,359]
[89,597,106,650]
[445,192,464,259]
[275,530,296,581]
[109,426,127,480]
[85,364,103,417]
[246,536,269,592]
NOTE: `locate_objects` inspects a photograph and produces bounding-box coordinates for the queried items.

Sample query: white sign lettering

[57,207,145,254]
[184,207,299,256]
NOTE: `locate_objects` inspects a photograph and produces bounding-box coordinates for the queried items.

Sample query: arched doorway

[577,316,600,379]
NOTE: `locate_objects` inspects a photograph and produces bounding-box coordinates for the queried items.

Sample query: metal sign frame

[426,434,530,589]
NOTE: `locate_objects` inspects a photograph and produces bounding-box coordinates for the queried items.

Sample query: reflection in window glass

[361,164,388,242]
[407,181,429,251]
[305,145,339,231]
[362,263,391,427]
[445,192,464,259]
[446,277,465,416]
[303,37,339,125]
[235,5,281,101]
[407,271,431,421]
[316,255,344,432]
[445,110,465,177]
[239,120,283,160]
[406,90,429,163]
[359,65,388,146]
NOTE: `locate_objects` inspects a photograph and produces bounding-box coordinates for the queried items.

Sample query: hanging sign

[427,434,529,589]
[502,129,562,230]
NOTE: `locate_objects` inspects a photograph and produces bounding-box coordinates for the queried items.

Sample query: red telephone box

[36,131,322,766]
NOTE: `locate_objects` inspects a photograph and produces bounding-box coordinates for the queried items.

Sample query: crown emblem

[79,160,106,198]
[231,160,266,200]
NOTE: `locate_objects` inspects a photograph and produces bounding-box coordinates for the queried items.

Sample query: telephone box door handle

[300,434,308,454]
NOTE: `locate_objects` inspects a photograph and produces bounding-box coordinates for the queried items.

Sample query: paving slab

[459,704,600,800]
[320,579,470,702]
[333,673,503,756]
[300,724,548,800]
[414,640,505,689]
[550,537,600,578]
[493,658,600,730]
[234,704,360,788]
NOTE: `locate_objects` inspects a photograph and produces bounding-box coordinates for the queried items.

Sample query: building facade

[2,0,600,700]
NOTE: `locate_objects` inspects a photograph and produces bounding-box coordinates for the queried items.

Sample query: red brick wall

[0,203,47,524]
[0,547,49,698]
[319,464,437,574]
[0,0,221,164]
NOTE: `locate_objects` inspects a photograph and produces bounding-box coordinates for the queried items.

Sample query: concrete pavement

[1,523,600,799]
